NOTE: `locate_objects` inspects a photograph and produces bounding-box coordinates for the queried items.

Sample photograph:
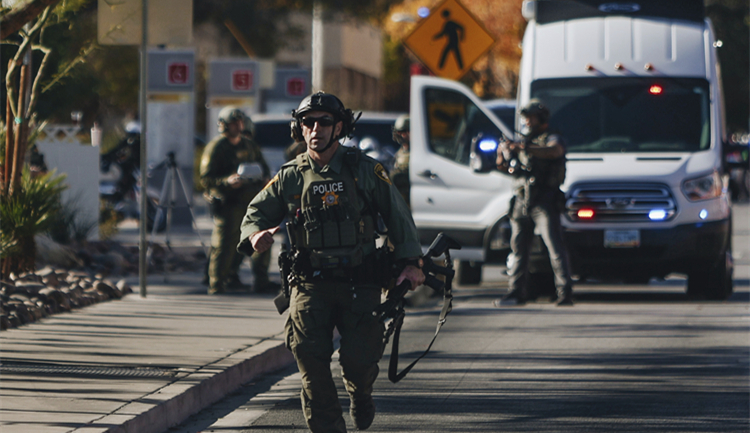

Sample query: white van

[410,0,733,299]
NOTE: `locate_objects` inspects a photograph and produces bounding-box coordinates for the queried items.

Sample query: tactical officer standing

[238,92,425,432]
[389,115,411,209]
[200,107,272,295]
[494,99,574,306]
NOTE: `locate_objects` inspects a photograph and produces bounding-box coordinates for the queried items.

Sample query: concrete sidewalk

[0,271,294,433]
[1,210,297,433]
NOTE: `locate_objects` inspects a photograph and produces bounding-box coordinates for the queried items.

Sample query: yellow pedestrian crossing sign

[404,0,496,80]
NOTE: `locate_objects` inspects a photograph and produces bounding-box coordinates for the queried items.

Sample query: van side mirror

[470,133,499,173]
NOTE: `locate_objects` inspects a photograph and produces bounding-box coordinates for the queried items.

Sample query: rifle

[273,220,298,314]
[374,232,461,383]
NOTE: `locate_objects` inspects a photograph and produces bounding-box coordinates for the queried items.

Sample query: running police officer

[200,107,271,295]
[238,92,424,432]
[494,99,574,306]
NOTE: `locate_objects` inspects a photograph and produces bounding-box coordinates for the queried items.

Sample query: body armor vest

[518,132,567,189]
[293,151,375,270]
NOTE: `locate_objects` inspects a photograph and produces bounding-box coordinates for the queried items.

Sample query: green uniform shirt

[390,146,410,206]
[200,135,270,206]
[238,145,422,261]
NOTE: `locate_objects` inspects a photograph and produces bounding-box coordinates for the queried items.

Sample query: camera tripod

[146,151,209,282]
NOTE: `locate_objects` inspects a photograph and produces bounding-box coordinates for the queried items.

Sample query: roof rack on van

[522,0,705,24]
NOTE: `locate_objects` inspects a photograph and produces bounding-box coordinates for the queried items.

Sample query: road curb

[101,335,295,433]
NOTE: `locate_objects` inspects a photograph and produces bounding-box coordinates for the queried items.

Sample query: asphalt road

[166,202,750,433]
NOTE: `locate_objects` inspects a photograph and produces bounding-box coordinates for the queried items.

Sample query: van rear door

[409,76,515,258]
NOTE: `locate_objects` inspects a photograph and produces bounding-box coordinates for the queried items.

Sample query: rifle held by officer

[375,232,461,383]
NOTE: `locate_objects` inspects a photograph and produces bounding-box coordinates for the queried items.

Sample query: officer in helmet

[389,114,411,209]
[238,92,424,432]
[495,99,573,306]
[200,106,272,295]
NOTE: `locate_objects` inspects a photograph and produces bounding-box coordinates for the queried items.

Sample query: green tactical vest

[293,150,375,270]
[518,132,567,189]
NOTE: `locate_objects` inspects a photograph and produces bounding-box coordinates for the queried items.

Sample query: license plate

[604,229,640,248]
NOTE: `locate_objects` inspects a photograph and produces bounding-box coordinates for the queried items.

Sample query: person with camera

[494,99,574,307]
[237,92,424,432]
[200,107,272,295]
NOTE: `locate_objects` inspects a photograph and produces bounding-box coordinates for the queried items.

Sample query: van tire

[687,250,733,300]
[456,261,482,285]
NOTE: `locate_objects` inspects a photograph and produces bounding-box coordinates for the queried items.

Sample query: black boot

[494,288,527,307]
[350,395,375,430]
[555,287,573,306]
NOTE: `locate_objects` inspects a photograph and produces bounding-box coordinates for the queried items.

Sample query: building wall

[275,12,384,111]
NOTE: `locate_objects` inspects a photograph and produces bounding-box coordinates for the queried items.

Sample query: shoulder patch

[374,163,392,185]
[262,173,279,191]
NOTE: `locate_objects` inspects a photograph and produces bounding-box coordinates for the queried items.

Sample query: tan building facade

[275,13,384,111]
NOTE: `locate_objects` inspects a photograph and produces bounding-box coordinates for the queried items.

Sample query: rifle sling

[387,287,453,384]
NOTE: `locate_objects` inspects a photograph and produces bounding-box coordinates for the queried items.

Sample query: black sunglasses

[301,116,335,128]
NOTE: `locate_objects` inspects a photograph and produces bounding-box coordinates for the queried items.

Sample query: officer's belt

[300,256,377,284]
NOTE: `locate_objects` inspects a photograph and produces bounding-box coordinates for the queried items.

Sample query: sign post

[403,0,495,80]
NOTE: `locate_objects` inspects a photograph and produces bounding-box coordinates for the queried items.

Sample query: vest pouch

[323,221,340,247]
[308,244,364,269]
[360,215,375,244]
[339,219,357,247]
[306,229,323,249]
[303,208,323,249]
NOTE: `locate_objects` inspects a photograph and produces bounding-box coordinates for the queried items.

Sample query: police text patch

[311,181,344,206]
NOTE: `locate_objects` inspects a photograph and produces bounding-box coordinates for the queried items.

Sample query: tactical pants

[508,191,573,299]
[285,281,384,433]
[209,203,246,292]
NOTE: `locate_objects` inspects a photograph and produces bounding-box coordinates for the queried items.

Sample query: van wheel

[687,250,733,300]
[456,261,482,285]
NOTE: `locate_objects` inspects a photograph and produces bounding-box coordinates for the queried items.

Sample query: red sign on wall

[232,69,253,92]
[286,77,306,97]
[167,62,189,85]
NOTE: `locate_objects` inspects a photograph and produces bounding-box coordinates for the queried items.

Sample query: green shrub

[1,169,67,275]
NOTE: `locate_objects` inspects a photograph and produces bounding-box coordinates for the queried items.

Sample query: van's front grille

[565,183,677,222]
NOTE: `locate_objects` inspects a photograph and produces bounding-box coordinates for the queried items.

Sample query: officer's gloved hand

[249,226,281,254]
[396,260,425,290]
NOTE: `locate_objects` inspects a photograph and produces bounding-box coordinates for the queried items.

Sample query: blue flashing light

[479,138,498,152]
[417,7,430,18]
[699,209,708,220]
[648,209,667,221]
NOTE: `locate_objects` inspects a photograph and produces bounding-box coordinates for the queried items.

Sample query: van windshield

[531,77,711,153]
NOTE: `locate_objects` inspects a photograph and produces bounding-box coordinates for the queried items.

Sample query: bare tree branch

[4,7,50,120]
[26,44,52,116]
[1,0,62,40]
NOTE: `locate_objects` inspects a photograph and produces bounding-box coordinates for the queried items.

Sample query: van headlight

[682,171,723,201]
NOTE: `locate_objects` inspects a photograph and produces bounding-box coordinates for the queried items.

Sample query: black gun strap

[387,289,453,384]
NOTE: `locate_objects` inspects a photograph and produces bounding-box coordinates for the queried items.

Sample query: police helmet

[392,115,410,142]
[519,99,550,124]
[242,112,254,137]
[217,106,246,133]
[290,92,358,142]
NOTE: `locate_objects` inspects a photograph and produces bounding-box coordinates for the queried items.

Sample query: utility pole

[139,0,149,298]
[311,1,324,92]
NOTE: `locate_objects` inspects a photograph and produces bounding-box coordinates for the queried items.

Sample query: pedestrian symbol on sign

[403,0,495,80]
[232,69,253,92]
[167,62,189,85]
[434,9,465,70]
